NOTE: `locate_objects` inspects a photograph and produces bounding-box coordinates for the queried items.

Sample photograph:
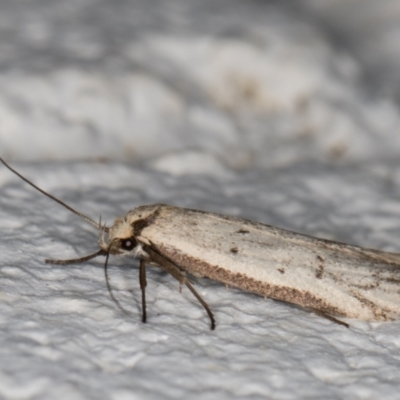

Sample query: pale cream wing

[134,205,400,321]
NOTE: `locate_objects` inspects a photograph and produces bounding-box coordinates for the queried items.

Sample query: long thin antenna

[0,157,106,232]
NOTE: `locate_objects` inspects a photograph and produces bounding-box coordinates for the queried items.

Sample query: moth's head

[99,204,160,257]
[100,216,138,256]
[0,157,158,265]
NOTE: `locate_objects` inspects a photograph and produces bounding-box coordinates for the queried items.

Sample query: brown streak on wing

[349,291,392,320]
[153,243,348,319]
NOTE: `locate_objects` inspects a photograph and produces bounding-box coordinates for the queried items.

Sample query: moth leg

[184,280,216,330]
[311,309,349,328]
[139,259,147,323]
[158,262,215,330]
[45,249,106,265]
[143,246,216,330]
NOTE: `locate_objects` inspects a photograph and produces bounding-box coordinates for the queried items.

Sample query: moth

[2,157,400,330]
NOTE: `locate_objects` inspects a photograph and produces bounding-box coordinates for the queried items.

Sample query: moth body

[108,204,400,323]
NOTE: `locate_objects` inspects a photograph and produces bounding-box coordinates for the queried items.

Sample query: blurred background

[1,0,400,171]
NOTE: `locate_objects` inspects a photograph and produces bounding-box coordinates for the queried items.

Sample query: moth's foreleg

[139,259,147,323]
[45,249,106,265]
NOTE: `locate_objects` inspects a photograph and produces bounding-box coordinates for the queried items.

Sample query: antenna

[0,157,107,232]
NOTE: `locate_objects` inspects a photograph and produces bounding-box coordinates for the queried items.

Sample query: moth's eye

[120,238,136,251]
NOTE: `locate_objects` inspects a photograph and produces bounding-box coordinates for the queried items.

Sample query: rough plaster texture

[2,1,400,399]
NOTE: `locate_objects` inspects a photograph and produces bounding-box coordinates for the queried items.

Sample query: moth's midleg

[144,245,215,330]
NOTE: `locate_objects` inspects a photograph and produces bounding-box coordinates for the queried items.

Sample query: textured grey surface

[2,162,400,399]
[2,0,400,399]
